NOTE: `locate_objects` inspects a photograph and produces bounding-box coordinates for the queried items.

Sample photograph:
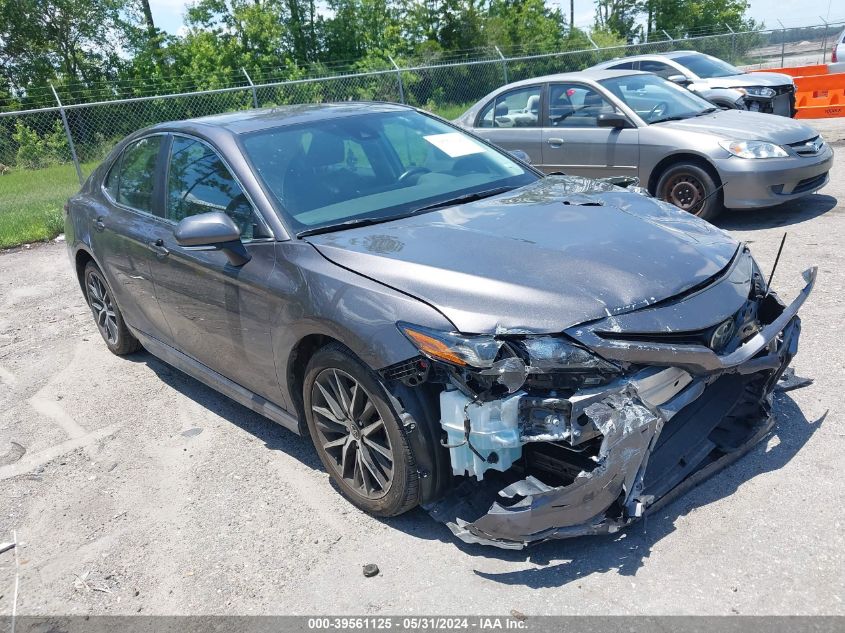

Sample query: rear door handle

[94,216,106,232]
[546,137,564,147]
[147,239,170,258]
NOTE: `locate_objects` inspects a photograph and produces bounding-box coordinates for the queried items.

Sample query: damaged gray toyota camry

[66,102,816,549]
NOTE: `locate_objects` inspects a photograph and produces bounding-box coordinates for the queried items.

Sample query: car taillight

[833,47,838,63]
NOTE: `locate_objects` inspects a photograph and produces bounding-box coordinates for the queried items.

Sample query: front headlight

[519,337,619,373]
[398,322,501,367]
[719,140,788,159]
[744,86,776,98]
[399,323,616,373]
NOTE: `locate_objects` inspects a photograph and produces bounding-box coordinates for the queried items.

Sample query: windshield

[600,73,716,124]
[241,110,537,234]
[674,53,742,78]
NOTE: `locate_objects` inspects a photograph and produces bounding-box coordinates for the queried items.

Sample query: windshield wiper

[695,107,719,116]
[297,216,390,238]
[296,186,516,238]
[407,186,516,215]
[649,115,692,124]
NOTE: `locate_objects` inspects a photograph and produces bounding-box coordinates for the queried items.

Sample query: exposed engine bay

[382,245,816,548]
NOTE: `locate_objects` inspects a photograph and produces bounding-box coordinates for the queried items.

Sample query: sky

[147,0,844,36]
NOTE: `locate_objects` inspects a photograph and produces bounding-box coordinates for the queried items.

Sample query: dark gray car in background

[66,103,815,548]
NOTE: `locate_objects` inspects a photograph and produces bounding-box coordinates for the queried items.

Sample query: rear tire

[84,262,141,356]
[656,162,722,221]
[304,343,419,517]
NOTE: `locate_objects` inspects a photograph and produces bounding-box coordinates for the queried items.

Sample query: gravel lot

[1,122,844,617]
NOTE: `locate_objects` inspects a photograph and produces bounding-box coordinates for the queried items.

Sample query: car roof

[490,68,647,90]
[597,50,706,65]
[147,101,414,136]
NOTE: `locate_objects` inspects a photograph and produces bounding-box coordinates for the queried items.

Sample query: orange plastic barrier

[751,64,845,118]
[752,64,830,77]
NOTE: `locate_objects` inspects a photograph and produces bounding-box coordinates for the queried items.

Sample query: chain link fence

[1,21,842,247]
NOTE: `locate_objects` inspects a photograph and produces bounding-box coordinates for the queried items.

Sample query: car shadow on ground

[384,392,826,587]
[130,349,823,587]
[133,350,324,472]
[714,194,837,231]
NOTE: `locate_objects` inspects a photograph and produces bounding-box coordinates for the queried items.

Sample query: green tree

[595,0,643,43]
[0,0,128,97]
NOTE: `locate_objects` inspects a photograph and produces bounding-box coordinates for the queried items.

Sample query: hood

[656,109,817,144]
[693,72,793,89]
[305,177,739,334]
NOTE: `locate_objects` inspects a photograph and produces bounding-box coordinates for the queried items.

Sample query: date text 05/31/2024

[307,617,528,630]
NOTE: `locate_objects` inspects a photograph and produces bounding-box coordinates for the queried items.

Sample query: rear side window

[166,136,266,241]
[103,156,121,199]
[608,61,636,70]
[639,60,676,79]
[116,136,163,212]
[477,85,542,128]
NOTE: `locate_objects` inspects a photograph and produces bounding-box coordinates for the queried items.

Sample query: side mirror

[597,112,633,129]
[509,149,532,164]
[174,212,251,267]
[668,74,691,86]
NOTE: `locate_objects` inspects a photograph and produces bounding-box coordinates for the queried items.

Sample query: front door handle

[546,137,564,147]
[147,239,170,258]
[94,216,106,232]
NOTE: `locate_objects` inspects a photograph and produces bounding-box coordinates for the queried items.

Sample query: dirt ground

[1,126,844,616]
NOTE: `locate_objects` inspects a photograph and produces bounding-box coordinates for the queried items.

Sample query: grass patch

[0,162,96,249]
[424,102,475,121]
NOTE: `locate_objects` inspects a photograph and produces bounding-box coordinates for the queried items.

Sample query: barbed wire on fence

[0,20,843,193]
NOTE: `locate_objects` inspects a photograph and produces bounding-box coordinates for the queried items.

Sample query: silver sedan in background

[455,70,832,220]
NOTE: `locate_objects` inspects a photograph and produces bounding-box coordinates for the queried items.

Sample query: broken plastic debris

[775,367,813,392]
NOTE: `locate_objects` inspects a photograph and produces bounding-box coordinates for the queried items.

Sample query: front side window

[241,110,537,234]
[166,136,265,241]
[547,84,617,127]
[601,73,715,123]
[674,53,741,79]
[116,136,163,213]
[477,86,542,128]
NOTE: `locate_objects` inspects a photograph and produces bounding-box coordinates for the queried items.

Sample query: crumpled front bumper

[429,268,815,549]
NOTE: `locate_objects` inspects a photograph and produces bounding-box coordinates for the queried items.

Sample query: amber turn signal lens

[402,328,467,366]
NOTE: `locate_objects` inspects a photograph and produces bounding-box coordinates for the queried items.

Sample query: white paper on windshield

[423,132,487,158]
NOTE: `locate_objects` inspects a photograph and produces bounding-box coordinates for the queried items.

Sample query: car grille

[793,173,828,193]
[771,172,828,195]
[789,136,825,156]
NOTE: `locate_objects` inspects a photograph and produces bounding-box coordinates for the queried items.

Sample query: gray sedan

[455,69,833,220]
[67,103,814,548]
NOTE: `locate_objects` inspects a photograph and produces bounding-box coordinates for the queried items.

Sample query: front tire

[84,262,141,356]
[656,163,722,221]
[303,344,419,517]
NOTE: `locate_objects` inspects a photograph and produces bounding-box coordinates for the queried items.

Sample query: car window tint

[478,86,541,128]
[166,137,264,241]
[104,156,121,200]
[608,61,636,70]
[242,111,534,230]
[639,60,675,79]
[548,84,616,127]
[117,136,162,212]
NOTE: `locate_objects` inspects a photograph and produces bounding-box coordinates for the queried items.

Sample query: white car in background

[832,27,845,66]
[590,51,797,117]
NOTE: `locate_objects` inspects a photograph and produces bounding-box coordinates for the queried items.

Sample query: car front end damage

[383,246,816,548]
